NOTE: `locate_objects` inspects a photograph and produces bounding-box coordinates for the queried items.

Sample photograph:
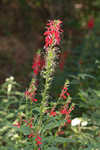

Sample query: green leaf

[47,147,59,150]
[54,136,75,143]
[43,120,66,132]
[20,126,31,135]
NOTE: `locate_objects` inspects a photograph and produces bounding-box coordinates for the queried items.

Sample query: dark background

[0,0,100,87]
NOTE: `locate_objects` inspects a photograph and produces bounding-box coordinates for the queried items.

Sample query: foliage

[0,16,100,150]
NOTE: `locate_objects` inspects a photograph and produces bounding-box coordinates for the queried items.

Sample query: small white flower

[5,78,9,82]
[5,76,14,82]
[10,76,14,80]
[81,121,88,127]
[71,118,81,126]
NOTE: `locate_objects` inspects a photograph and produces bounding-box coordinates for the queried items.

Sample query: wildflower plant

[13,20,75,150]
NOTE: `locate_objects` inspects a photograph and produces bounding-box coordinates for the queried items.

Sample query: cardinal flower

[50,111,56,117]
[88,18,94,29]
[13,122,21,128]
[24,119,33,128]
[60,87,70,99]
[32,53,44,76]
[35,136,42,145]
[44,20,63,48]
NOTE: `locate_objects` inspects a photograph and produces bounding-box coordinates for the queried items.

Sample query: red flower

[13,122,20,128]
[33,98,38,102]
[32,53,41,76]
[44,20,63,48]
[24,90,30,97]
[25,90,38,103]
[32,53,45,76]
[60,87,70,99]
[60,108,68,115]
[88,18,94,29]
[50,111,56,117]
[28,134,42,146]
[28,133,35,138]
[36,140,42,145]
[35,136,42,145]
[37,136,42,140]
[67,119,71,124]
[24,119,33,128]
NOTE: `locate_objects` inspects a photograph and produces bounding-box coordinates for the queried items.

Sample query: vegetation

[0,0,100,150]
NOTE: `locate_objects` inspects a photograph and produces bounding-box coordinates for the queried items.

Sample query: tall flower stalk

[42,20,63,102]
[38,20,63,129]
[13,20,74,150]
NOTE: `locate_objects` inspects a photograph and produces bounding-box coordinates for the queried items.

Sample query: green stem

[37,77,49,133]
[30,101,33,118]
[25,97,28,119]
